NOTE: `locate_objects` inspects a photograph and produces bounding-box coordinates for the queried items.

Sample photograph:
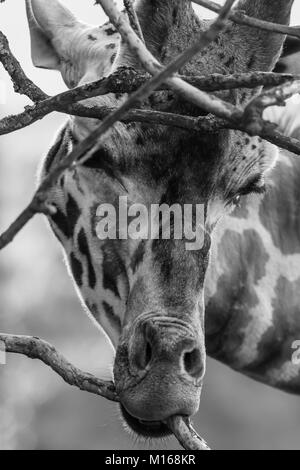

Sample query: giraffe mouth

[120,405,172,438]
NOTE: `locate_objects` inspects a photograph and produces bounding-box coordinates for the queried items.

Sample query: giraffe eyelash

[235,173,267,198]
[238,183,266,197]
[227,182,266,207]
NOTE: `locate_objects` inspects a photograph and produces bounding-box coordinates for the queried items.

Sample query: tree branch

[244,79,300,134]
[167,416,210,451]
[0,27,298,138]
[0,333,118,401]
[0,31,47,102]
[0,195,57,250]
[123,0,144,42]
[1,69,297,136]
[192,0,300,39]
[0,332,210,450]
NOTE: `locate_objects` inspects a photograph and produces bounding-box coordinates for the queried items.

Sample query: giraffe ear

[25,0,78,70]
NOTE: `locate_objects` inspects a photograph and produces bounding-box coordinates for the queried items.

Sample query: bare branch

[123,0,144,42]
[167,416,210,451]
[1,332,210,450]
[244,80,300,134]
[92,0,300,156]
[0,67,148,136]
[1,69,296,136]
[0,195,56,250]
[192,0,300,39]
[70,107,300,156]
[0,333,118,401]
[0,28,297,138]
[187,71,300,92]
[1,107,300,251]
[1,0,300,251]
[96,0,238,121]
[0,202,36,250]
[0,31,47,102]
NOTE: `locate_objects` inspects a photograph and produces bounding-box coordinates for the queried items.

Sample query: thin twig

[0,333,211,450]
[0,31,47,102]
[123,0,144,42]
[1,69,296,136]
[0,30,297,138]
[0,333,118,401]
[0,196,56,250]
[0,66,148,136]
[0,202,36,250]
[244,80,300,134]
[192,0,300,39]
[167,416,210,451]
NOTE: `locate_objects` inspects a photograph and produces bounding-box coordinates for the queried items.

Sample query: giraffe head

[27,0,294,437]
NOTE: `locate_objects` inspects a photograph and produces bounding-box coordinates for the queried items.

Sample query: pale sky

[1,0,300,103]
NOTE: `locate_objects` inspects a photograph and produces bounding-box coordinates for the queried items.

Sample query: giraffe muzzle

[114,316,205,433]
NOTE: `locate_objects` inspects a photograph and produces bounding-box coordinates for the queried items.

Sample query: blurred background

[1,0,300,450]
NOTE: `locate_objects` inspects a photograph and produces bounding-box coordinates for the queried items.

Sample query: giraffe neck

[205,152,300,391]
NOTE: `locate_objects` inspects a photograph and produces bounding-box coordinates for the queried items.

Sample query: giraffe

[25,0,298,439]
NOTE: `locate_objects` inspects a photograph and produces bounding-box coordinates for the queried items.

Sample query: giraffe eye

[232,195,241,206]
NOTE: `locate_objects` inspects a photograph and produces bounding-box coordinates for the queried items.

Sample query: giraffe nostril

[145,341,152,367]
[134,340,152,370]
[183,348,203,379]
